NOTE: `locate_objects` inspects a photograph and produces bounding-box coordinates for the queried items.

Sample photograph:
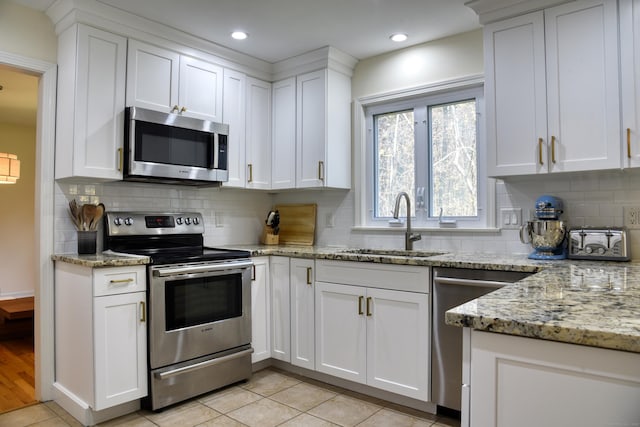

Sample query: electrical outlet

[624,207,640,229]
[326,213,335,228]
[500,208,522,229]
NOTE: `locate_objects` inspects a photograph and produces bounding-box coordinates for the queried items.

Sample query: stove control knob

[113,217,123,226]
[193,217,200,225]
[597,247,606,255]
[176,217,183,225]
[124,217,134,226]
[185,217,192,225]
[585,246,593,254]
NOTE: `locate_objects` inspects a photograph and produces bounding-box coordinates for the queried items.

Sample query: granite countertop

[445,261,640,353]
[53,244,640,353]
[52,251,150,267]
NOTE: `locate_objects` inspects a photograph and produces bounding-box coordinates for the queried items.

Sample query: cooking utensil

[68,200,82,230]
[89,203,105,230]
[81,204,97,231]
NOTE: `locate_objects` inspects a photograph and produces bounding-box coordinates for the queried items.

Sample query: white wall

[352,30,483,99]
[0,123,36,297]
[0,2,57,63]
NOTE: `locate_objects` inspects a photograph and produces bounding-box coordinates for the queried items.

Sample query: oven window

[135,121,213,168]
[165,273,242,330]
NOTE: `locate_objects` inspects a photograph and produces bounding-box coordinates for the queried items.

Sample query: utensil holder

[78,230,97,254]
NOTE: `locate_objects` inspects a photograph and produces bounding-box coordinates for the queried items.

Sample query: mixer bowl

[525,220,567,251]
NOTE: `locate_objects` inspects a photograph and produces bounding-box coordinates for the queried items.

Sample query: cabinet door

[290,258,315,370]
[366,288,429,401]
[621,0,640,167]
[484,12,547,176]
[296,70,326,188]
[126,40,179,113]
[315,282,366,384]
[271,78,297,189]
[545,0,620,172]
[179,56,223,121]
[469,331,640,427]
[56,25,127,180]
[222,69,247,187]
[93,292,147,410]
[270,256,290,362]
[245,77,272,189]
[251,257,271,363]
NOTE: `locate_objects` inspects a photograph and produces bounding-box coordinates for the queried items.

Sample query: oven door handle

[153,259,253,277]
[155,348,254,380]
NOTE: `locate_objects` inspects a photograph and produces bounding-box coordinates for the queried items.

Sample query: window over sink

[361,85,488,229]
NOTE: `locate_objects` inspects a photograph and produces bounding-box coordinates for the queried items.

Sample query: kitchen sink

[338,248,446,258]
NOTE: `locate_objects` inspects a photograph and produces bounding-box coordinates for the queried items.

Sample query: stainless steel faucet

[392,191,422,250]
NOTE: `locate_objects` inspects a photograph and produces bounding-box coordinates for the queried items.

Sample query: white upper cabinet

[271,78,297,189]
[485,13,547,176]
[296,69,351,189]
[178,56,224,121]
[222,69,247,188]
[55,24,127,181]
[621,0,640,167]
[245,77,272,189]
[485,0,621,176]
[127,40,223,122]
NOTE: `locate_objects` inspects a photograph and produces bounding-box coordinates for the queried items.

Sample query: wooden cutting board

[275,204,317,245]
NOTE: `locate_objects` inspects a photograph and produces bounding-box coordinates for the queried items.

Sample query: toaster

[568,227,631,261]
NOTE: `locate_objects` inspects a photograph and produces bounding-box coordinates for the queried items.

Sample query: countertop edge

[52,253,150,267]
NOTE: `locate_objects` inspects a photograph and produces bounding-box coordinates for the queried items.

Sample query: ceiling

[4,0,481,128]
[13,0,480,63]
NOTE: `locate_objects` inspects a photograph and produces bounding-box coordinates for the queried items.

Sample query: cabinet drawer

[94,266,146,296]
[315,260,429,293]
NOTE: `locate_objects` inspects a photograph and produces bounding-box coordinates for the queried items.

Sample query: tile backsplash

[55,168,640,260]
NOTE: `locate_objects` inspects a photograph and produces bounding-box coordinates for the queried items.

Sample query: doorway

[0,52,57,412]
[0,64,37,413]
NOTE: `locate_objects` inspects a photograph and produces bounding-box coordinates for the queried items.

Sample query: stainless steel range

[104,211,253,411]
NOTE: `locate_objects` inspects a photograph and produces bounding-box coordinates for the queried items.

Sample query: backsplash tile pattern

[54,182,273,254]
[54,168,640,260]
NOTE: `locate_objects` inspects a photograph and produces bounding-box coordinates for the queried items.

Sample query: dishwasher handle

[433,275,510,289]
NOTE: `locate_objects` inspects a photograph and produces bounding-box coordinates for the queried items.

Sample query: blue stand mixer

[519,195,568,260]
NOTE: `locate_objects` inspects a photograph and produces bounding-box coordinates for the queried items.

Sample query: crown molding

[465,0,572,24]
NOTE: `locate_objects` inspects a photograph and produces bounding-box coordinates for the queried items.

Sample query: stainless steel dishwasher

[431,267,532,412]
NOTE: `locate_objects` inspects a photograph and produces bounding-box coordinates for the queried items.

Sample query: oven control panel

[105,212,205,236]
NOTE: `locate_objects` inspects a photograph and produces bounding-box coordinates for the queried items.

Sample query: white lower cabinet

[251,257,271,363]
[466,330,640,427]
[54,263,147,421]
[315,260,430,401]
[270,256,290,362]
[290,258,315,369]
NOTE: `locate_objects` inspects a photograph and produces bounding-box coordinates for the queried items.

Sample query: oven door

[149,259,252,369]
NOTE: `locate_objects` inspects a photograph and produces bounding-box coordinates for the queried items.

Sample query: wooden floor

[0,337,36,414]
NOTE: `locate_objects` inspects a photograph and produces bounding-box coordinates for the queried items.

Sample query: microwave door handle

[212,133,219,169]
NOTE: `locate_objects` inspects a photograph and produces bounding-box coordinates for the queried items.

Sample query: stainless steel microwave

[124,107,229,186]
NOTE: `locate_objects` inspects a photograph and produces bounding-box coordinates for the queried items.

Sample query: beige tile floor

[0,368,460,427]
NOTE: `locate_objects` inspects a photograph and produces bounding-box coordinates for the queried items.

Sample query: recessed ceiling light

[390,33,408,42]
[231,31,248,40]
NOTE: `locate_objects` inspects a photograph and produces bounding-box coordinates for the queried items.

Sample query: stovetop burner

[103,211,250,264]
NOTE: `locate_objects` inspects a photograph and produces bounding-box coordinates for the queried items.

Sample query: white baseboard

[0,291,35,300]
[52,382,140,426]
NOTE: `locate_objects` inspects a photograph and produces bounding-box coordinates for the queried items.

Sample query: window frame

[356,80,493,230]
